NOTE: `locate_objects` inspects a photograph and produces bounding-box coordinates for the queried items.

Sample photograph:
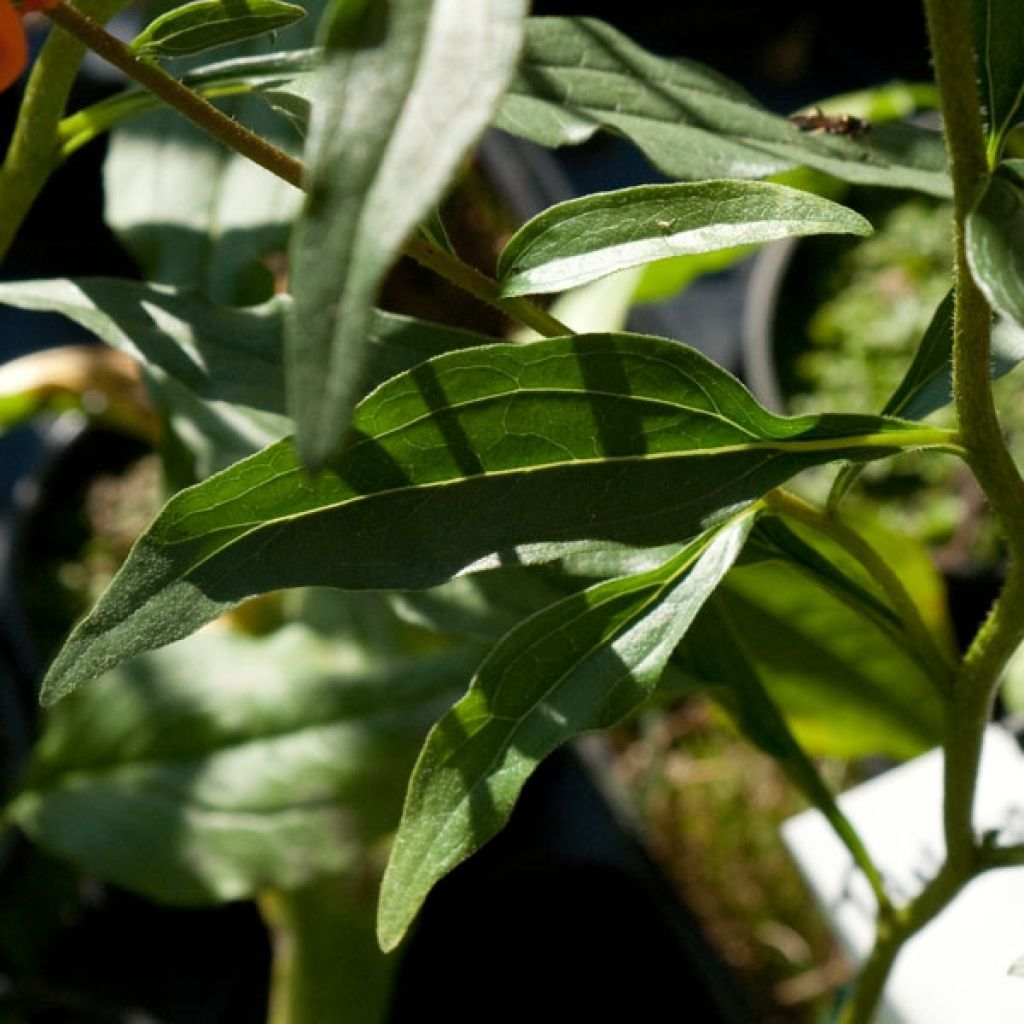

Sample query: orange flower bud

[0,0,28,93]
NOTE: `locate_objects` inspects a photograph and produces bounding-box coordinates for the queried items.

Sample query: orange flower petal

[0,0,27,93]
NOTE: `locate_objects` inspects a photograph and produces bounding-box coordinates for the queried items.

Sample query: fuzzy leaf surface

[130,0,306,58]
[497,181,870,296]
[967,164,1024,329]
[496,18,950,197]
[288,0,527,466]
[972,0,1024,148]
[377,512,755,950]
[40,333,944,705]
[11,606,478,903]
[0,277,498,415]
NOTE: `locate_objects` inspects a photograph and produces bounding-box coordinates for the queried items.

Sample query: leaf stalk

[36,1,571,339]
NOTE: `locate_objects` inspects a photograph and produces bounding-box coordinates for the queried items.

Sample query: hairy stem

[46,1,305,187]
[0,0,130,263]
[41,1,571,338]
[925,0,1024,874]
[838,3,1024,1021]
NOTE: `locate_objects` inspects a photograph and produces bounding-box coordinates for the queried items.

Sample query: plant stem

[925,0,1024,876]
[403,235,571,337]
[765,488,955,691]
[839,862,964,1024]
[41,1,571,339]
[977,842,1024,870]
[0,0,130,263]
[45,1,305,187]
[838,3,1024,1021]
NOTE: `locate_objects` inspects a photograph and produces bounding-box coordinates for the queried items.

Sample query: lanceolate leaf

[0,279,286,412]
[10,607,479,903]
[877,290,957,422]
[288,0,527,467]
[679,560,943,759]
[377,510,756,951]
[130,0,306,59]
[971,0,1024,150]
[967,164,1024,329]
[497,182,871,296]
[496,18,951,197]
[744,517,900,637]
[0,277,499,414]
[39,333,947,706]
[829,288,1024,507]
[681,600,886,899]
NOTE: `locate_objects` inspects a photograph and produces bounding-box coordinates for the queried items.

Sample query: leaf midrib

[163,426,933,552]
[405,539,703,887]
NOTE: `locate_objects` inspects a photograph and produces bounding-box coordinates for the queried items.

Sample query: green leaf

[0,278,288,412]
[287,0,527,467]
[39,332,947,706]
[104,0,323,305]
[497,18,951,197]
[681,599,883,888]
[828,288,1024,507]
[744,517,900,637]
[10,606,479,903]
[972,0,1024,151]
[104,61,305,305]
[376,510,756,951]
[749,512,955,659]
[877,290,957,422]
[679,557,943,759]
[56,50,320,159]
[497,181,871,297]
[419,206,455,256]
[967,164,1024,329]
[130,0,307,59]
[0,277,499,415]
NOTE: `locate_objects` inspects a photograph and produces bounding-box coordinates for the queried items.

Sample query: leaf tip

[375,879,414,954]
[38,667,71,709]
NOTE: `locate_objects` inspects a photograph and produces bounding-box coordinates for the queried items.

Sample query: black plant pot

[392,746,757,1024]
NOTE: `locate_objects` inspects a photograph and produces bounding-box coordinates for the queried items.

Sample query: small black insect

[789,107,870,138]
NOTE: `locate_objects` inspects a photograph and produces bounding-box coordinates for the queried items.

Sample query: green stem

[839,863,964,1024]
[260,874,396,1024]
[403,235,571,337]
[925,0,1024,876]
[46,1,305,188]
[837,3,1024,1021]
[0,0,130,263]
[41,1,571,339]
[977,842,1024,870]
[57,82,257,160]
[765,488,955,691]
